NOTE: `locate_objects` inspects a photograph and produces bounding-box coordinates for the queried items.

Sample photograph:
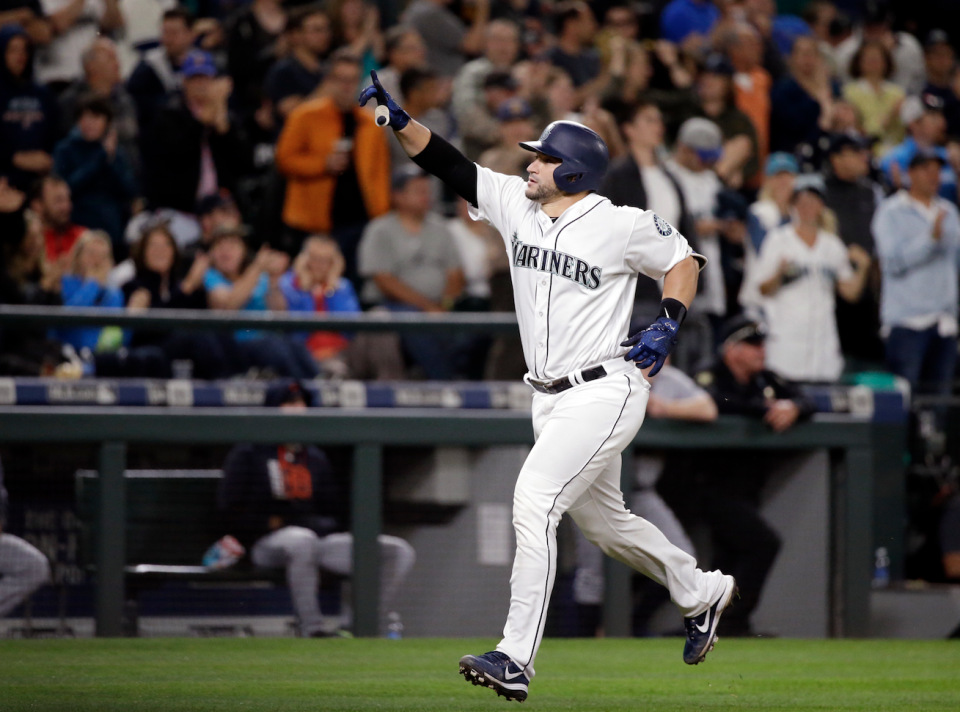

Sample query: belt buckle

[530,376,562,394]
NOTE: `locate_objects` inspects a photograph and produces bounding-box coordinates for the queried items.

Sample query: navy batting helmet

[519,121,609,194]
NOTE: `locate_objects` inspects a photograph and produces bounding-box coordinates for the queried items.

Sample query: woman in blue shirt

[280,236,361,375]
[56,230,125,353]
[205,230,319,378]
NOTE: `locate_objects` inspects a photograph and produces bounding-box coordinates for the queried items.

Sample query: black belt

[528,365,608,395]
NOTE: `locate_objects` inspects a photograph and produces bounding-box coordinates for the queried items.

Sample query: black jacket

[144,96,250,213]
[121,270,207,310]
[601,154,695,240]
[696,358,816,420]
[217,443,344,549]
[823,174,879,251]
[822,174,884,362]
[601,154,697,303]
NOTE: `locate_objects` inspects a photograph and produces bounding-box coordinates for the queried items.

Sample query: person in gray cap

[748,173,872,382]
[667,117,728,329]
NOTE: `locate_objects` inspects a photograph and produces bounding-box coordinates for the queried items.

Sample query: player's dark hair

[287,3,328,32]
[400,67,437,99]
[163,7,194,27]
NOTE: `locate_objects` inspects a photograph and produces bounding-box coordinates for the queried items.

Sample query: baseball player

[360,72,736,703]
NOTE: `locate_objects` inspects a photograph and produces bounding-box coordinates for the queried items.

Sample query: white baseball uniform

[748,224,853,381]
[470,165,727,678]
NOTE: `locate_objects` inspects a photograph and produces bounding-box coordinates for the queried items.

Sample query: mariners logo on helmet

[654,214,673,236]
[518,120,610,194]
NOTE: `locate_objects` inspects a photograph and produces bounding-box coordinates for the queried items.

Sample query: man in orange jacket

[275,50,391,287]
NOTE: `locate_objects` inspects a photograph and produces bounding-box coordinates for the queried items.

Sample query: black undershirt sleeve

[409,131,478,207]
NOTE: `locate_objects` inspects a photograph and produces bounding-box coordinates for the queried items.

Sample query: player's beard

[525,181,563,203]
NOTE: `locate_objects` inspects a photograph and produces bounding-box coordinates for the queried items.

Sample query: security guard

[696,314,816,429]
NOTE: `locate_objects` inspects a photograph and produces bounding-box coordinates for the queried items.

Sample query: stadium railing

[0,304,519,334]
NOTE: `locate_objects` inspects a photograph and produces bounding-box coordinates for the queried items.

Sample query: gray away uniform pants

[0,534,51,617]
[251,527,415,636]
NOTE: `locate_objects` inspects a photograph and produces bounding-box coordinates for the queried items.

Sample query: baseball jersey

[749,224,853,382]
[469,165,700,380]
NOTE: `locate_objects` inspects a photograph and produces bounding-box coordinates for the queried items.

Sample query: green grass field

[1,637,958,711]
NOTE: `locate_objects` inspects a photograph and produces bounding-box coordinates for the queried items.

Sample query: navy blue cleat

[683,574,738,665]
[459,651,529,702]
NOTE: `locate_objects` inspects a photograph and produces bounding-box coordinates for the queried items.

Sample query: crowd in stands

[0,0,957,394]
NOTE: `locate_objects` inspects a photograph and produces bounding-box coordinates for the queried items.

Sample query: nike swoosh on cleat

[695,617,710,634]
[504,669,525,680]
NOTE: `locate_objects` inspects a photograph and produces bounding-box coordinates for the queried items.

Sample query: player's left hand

[621,317,679,377]
[358,70,410,130]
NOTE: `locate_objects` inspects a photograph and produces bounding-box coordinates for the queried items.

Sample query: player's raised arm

[359,70,478,207]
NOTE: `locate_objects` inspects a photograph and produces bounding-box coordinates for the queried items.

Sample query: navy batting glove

[358,70,410,130]
[621,317,679,377]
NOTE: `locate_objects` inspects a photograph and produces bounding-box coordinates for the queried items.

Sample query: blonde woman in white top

[750,174,871,382]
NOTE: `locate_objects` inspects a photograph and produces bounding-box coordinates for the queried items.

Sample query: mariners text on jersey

[511,233,603,290]
[469,164,702,380]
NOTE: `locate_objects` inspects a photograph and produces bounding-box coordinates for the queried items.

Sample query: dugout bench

[75,470,291,636]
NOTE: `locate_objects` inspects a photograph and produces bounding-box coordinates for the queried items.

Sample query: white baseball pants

[496,368,727,678]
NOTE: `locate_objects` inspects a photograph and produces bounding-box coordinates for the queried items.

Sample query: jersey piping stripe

[533,221,545,379]
[542,200,605,377]
[523,373,633,669]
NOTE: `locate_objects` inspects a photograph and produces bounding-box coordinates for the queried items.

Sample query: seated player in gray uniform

[0,459,51,619]
[572,361,718,635]
[218,380,415,636]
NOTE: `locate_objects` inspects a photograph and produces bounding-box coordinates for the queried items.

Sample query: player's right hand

[358,70,410,130]
[621,317,679,377]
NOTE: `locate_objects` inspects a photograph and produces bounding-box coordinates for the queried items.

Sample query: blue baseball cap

[181,50,218,78]
[496,97,533,122]
[702,52,734,76]
[765,152,799,176]
[715,189,749,221]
